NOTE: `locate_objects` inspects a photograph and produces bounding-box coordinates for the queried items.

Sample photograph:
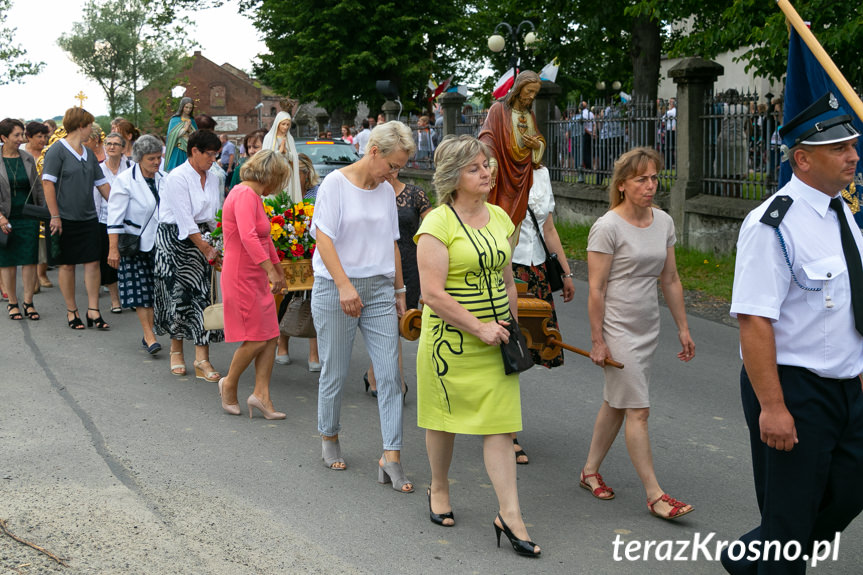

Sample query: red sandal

[647,493,693,520]
[579,468,615,500]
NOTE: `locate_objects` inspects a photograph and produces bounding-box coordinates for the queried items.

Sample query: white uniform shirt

[512,167,555,266]
[731,174,863,378]
[310,170,399,280]
[354,129,371,156]
[157,160,220,240]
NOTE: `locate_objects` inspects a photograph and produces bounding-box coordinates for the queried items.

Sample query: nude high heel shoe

[247,394,286,420]
[218,378,241,416]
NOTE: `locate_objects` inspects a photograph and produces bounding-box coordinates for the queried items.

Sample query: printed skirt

[153,223,224,346]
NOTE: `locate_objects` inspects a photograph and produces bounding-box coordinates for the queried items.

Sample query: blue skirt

[118,250,155,308]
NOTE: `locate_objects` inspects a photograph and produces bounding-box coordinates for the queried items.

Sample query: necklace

[3,157,23,193]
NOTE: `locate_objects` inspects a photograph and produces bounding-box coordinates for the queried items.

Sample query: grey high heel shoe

[321,437,346,470]
[378,454,414,493]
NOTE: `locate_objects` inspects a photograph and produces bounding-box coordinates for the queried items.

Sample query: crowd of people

[0,88,696,560]
[6,76,861,570]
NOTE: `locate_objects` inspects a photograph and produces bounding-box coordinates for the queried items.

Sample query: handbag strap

[210,265,218,306]
[526,205,555,263]
[447,204,505,323]
[132,165,157,238]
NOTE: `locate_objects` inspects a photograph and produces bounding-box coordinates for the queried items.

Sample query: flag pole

[776,0,863,122]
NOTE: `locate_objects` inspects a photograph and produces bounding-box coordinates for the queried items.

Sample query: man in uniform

[478,70,545,227]
[725,92,863,574]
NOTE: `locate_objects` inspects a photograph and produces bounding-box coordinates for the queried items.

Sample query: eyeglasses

[105,142,124,148]
[386,161,403,173]
[205,151,220,159]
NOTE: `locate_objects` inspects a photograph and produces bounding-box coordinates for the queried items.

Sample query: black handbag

[21,181,50,220]
[117,200,157,257]
[0,227,7,248]
[526,206,565,292]
[448,205,533,375]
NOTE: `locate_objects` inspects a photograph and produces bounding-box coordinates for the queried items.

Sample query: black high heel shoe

[363,373,378,398]
[427,488,454,527]
[494,513,540,558]
[86,308,110,330]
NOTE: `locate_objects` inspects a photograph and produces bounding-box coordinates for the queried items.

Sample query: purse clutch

[117,233,141,257]
[0,228,8,248]
[21,204,50,220]
[500,320,534,375]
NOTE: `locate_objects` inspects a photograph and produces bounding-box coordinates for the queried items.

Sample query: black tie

[829,197,863,336]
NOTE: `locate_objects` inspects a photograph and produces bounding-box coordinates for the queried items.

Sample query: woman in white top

[106,135,164,354]
[97,132,132,313]
[311,121,415,493]
[262,111,301,202]
[509,166,575,465]
[153,130,224,380]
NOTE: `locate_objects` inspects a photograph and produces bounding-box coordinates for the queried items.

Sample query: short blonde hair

[433,135,492,205]
[608,147,663,208]
[239,149,291,195]
[367,121,416,157]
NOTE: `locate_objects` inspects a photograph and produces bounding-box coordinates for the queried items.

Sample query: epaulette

[759,195,793,228]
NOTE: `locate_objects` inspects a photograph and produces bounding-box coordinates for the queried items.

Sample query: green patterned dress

[0,157,39,267]
[414,203,522,435]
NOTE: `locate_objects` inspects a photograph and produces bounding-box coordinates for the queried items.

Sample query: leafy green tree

[670,0,863,91]
[0,0,43,85]
[58,0,192,122]
[246,0,471,123]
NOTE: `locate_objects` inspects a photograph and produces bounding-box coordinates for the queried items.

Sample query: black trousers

[725,365,863,574]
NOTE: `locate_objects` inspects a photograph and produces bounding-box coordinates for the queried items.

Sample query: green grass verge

[556,221,735,302]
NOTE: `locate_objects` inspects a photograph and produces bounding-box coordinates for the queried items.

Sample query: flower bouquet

[263,191,316,290]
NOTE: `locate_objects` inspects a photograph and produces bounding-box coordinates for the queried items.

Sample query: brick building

[140,50,284,138]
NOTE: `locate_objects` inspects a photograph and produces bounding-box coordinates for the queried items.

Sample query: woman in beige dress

[579,147,695,520]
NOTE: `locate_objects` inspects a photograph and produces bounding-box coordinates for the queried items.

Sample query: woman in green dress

[0,118,45,320]
[415,135,540,557]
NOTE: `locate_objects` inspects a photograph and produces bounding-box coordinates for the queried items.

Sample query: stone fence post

[668,57,723,244]
[382,100,400,122]
[535,80,562,164]
[315,112,329,136]
[440,91,467,138]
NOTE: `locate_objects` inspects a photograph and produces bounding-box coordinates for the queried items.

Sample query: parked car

[294,138,359,179]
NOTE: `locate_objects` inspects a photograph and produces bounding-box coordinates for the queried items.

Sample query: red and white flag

[431,75,454,100]
[492,68,517,100]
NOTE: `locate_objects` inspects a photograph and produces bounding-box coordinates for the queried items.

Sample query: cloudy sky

[0,0,266,120]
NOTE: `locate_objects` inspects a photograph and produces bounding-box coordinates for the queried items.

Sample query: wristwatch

[562,273,574,279]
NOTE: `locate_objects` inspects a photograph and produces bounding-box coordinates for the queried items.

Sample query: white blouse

[512,167,555,266]
[157,160,220,240]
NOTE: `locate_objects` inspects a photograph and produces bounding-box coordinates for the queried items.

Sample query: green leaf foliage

[0,0,43,85]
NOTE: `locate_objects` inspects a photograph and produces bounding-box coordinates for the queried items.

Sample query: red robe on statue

[478,101,545,226]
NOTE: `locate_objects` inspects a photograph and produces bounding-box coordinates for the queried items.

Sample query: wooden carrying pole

[776,0,863,122]
[547,337,624,369]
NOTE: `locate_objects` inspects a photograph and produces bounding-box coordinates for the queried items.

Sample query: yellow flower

[294,222,305,235]
[264,204,274,216]
[271,223,284,239]
[703,259,709,264]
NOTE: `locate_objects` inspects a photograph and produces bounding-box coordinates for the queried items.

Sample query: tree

[58,0,192,121]
[670,0,863,92]
[246,0,472,123]
[0,0,43,85]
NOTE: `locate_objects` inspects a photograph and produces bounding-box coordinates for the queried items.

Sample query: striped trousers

[312,276,404,450]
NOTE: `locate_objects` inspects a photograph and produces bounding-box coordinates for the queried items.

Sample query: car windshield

[296,141,358,164]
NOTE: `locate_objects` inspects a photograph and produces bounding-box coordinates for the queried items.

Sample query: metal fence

[701,89,779,200]
[546,99,676,192]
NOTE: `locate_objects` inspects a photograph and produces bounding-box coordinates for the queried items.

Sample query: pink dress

[220,185,280,342]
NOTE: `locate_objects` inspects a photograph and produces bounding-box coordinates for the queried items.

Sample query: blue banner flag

[780,27,863,225]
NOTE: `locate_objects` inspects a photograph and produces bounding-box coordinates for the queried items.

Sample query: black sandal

[86,308,110,330]
[7,303,23,320]
[513,438,529,465]
[67,308,85,330]
[22,301,39,320]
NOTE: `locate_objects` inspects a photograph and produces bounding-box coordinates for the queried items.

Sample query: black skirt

[99,222,118,285]
[57,218,100,265]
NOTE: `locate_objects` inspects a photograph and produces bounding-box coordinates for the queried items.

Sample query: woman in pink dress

[218,150,289,419]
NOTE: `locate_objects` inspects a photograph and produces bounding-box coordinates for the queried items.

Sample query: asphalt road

[1,274,861,574]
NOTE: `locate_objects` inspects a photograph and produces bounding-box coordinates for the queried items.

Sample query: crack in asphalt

[20,321,167,522]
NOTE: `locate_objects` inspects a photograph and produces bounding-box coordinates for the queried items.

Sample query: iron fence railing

[701,89,779,200]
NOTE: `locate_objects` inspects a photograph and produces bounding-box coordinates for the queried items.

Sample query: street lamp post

[487,20,537,83]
